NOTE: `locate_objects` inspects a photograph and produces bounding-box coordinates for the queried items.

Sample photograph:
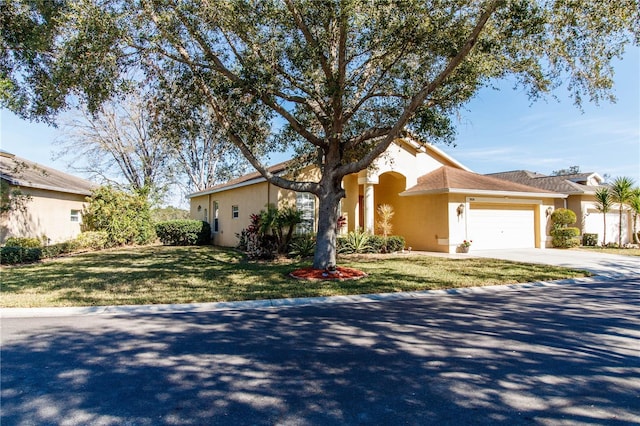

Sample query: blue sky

[1,47,639,190]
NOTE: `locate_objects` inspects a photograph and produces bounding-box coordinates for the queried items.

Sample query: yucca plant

[338,228,372,254]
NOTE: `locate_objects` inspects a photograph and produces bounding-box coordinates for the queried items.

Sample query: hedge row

[0,232,110,265]
[155,220,211,246]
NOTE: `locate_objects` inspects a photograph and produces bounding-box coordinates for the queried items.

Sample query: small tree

[83,186,155,246]
[610,177,635,246]
[594,187,613,246]
[629,188,640,244]
[550,208,579,248]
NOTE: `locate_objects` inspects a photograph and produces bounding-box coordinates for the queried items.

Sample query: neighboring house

[488,170,633,245]
[189,138,564,253]
[0,151,96,244]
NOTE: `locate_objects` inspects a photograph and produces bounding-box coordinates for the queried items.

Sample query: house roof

[0,151,95,196]
[188,160,291,198]
[401,166,563,198]
[487,170,605,195]
[187,137,471,198]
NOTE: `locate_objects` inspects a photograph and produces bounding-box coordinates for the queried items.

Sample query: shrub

[551,227,580,248]
[4,237,42,248]
[41,240,81,258]
[582,233,598,247]
[155,220,211,246]
[368,234,385,253]
[75,231,109,250]
[386,235,406,252]
[288,234,316,258]
[83,186,156,246]
[0,246,42,264]
[550,208,577,226]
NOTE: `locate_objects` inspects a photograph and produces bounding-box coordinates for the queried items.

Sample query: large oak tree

[2,0,638,268]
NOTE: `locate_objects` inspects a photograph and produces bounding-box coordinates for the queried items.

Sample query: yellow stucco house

[1,151,95,244]
[489,170,634,245]
[189,138,565,253]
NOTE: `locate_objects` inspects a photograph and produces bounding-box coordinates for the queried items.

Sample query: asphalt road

[2,278,639,425]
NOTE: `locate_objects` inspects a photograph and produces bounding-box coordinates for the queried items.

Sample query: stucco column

[364,183,375,233]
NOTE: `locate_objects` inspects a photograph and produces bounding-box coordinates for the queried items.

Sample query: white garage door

[467,204,535,250]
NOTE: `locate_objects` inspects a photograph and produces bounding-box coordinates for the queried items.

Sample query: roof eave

[187,176,268,198]
[400,188,566,198]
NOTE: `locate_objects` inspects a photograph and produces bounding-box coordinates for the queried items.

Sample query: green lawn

[575,246,640,257]
[0,245,589,308]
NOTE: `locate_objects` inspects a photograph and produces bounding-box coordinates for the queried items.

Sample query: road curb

[2,274,627,318]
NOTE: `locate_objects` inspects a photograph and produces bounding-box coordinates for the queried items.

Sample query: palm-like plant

[610,176,635,246]
[594,187,612,246]
[629,188,640,244]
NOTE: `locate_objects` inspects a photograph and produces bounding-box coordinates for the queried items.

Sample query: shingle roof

[402,166,559,196]
[0,151,95,196]
[188,160,291,198]
[487,170,603,194]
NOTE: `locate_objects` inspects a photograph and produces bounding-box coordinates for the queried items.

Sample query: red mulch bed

[290,266,367,281]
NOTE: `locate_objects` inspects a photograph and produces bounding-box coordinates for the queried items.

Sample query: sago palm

[594,187,612,246]
[610,177,635,246]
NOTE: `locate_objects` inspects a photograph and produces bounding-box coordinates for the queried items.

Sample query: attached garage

[401,166,565,253]
[467,203,536,250]
[584,208,629,245]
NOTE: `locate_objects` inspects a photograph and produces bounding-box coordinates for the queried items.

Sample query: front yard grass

[0,245,589,308]
[575,246,640,257]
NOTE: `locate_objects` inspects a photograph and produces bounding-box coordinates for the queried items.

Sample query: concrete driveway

[470,248,639,278]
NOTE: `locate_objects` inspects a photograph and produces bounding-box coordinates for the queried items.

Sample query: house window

[70,210,80,223]
[232,205,239,219]
[296,192,316,234]
[214,201,219,232]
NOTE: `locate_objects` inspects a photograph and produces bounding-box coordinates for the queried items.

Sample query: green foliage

[155,220,211,246]
[582,233,599,247]
[338,230,406,254]
[83,186,156,246]
[550,208,579,248]
[288,234,316,259]
[41,240,81,259]
[338,229,372,254]
[151,206,190,222]
[0,246,42,264]
[4,237,42,248]
[386,236,407,253]
[238,206,303,259]
[610,176,636,246]
[551,227,580,248]
[74,231,109,250]
[3,0,637,269]
[550,208,577,226]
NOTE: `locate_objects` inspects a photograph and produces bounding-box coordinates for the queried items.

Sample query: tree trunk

[618,209,623,246]
[602,215,607,246]
[312,178,343,270]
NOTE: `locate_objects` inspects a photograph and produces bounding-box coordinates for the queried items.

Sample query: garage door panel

[468,204,535,250]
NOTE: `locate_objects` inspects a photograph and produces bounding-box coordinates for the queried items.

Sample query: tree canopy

[2,0,638,268]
